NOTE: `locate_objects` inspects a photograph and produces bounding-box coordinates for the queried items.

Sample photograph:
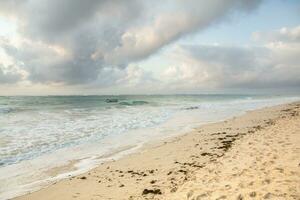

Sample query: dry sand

[14,102,300,200]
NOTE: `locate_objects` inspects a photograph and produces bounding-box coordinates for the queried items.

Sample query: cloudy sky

[0,0,299,95]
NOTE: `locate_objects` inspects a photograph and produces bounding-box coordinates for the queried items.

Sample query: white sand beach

[14,102,300,200]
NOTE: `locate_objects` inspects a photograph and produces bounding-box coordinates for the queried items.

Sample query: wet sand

[14,102,300,200]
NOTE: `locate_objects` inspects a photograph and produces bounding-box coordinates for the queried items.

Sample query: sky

[0,0,299,95]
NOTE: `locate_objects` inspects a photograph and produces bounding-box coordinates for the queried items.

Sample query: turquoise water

[0,94,299,167]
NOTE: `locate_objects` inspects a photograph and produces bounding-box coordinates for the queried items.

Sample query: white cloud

[159,26,300,92]
[0,0,262,87]
[253,25,300,43]
[1,1,298,94]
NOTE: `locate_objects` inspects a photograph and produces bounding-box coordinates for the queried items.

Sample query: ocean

[0,94,299,199]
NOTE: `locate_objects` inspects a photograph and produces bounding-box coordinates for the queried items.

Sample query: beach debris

[237,194,243,200]
[282,108,292,112]
[211,132,227,136]
[170,187,177,193]
[253,125,262,131]
[142,188,162,195]
[263,179,271,184]
[127,170,146,176]
[185,106,199,110]
[80,176,87,180]
[216,137,237,152]
[249,191,257,197]
[178,161,204,168]
[178,169,187,175]
[266,120,275,126]
[201,152,213,156]
[291,111,299,116]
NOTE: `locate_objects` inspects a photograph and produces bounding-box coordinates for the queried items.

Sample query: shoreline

[10,101,300,199]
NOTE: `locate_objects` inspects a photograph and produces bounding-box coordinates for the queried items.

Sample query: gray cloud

[0,65,22,84]
[104,0,263,66]
[164,41,300,90]
[0,0,263,86]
